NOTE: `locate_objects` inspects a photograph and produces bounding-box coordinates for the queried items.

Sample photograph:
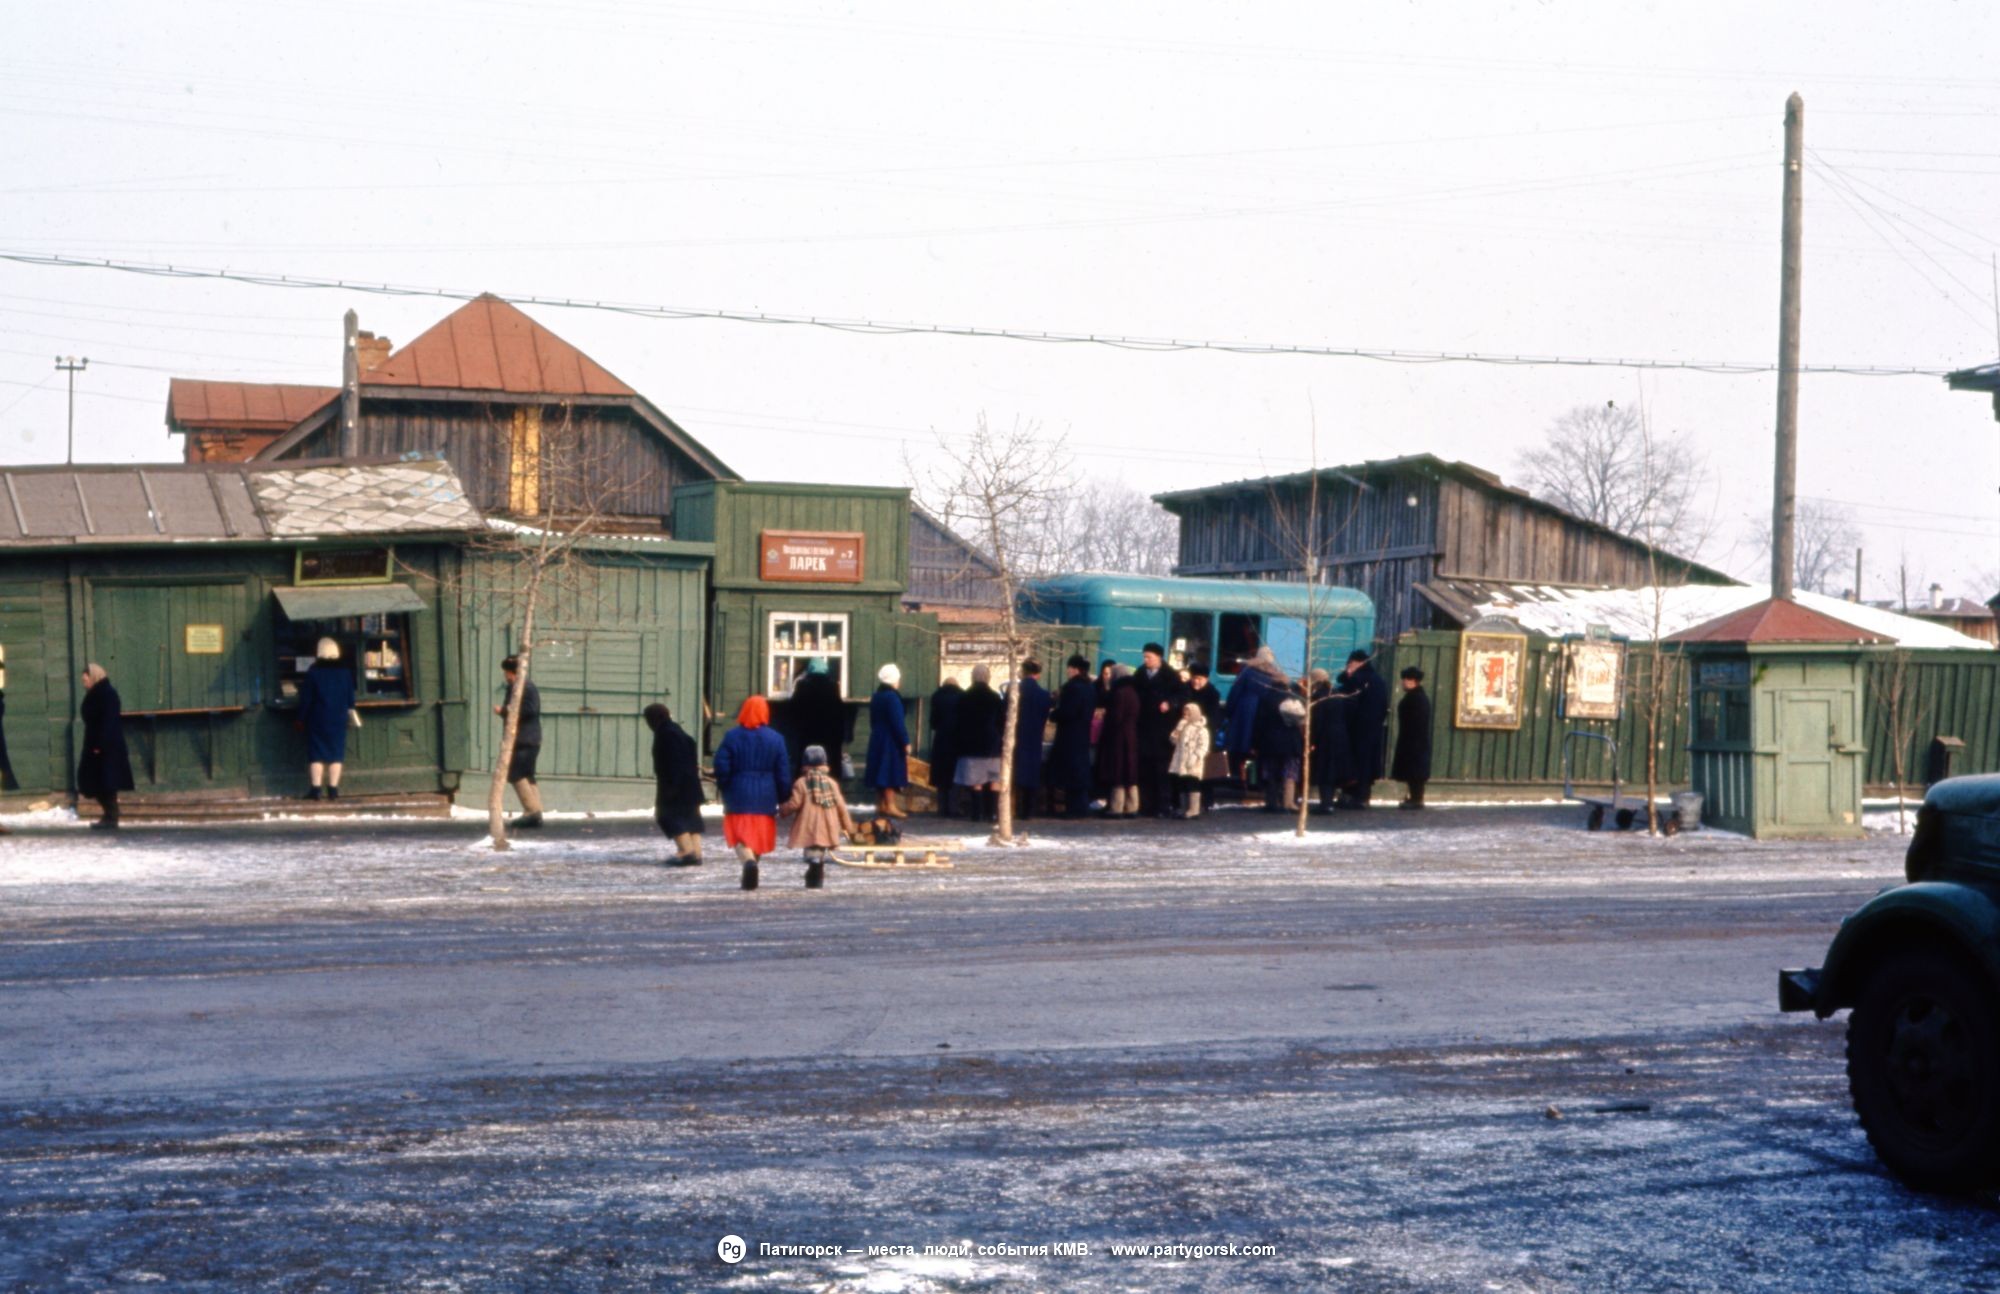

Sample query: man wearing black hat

[1336,648,1389,809]
[1134,642,1186,817]
[1392,665,1433,810]
[1049,655,1098,818]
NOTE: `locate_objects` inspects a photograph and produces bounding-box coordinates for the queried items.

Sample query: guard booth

[673,480,941,763]
[1669,598,1886,839]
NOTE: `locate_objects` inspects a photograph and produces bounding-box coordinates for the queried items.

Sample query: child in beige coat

[1167,701,1211,819]
[780,744,856,889]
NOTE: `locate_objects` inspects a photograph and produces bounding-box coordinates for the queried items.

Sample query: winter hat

[1347,649,1372,665]
[803,744,829,768]
[878,663,901,686]
[1141,642,1167,658]
[643,702,670,729]
[1111,663,1133,680]
[1188,662,1210,679]
[807,657,829,675]
[1401,666,1425,682]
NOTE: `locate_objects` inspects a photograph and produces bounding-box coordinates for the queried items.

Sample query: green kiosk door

[90,580,254,791]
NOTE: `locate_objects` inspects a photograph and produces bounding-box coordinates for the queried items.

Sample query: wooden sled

[832,846,954,869]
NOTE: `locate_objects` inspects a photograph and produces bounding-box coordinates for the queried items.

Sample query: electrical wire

[0,251,1958,378]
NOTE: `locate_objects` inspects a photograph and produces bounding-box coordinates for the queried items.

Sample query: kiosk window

[1168,611,1211,673]
[1216,613,1264,676]
[277,613,414,704]
[1694,686,1750,743]
[769,613,849,698]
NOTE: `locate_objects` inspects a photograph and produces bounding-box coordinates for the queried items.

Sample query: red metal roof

[167,379,338,432]
[1666,597,1893,646]
[360,294,637,397]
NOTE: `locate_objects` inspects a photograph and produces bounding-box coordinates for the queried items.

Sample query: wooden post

[1771,93,1804,600]
[341,308,360,460]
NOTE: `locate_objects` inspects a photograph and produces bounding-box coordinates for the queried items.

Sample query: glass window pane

[1168,611,1211,673]
[1216,613,1263,676]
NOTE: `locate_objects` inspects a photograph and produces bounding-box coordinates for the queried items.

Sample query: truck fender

[1815,882,2000,1016]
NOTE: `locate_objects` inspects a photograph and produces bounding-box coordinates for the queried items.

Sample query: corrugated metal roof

[166,379,339,432]
[1667,597,1892,646]
[361,294,637,397]
[0,458,481,547]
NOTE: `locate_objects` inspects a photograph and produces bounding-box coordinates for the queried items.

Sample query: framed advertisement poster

[1563,640,1625,721]
[1455,631,1527,730]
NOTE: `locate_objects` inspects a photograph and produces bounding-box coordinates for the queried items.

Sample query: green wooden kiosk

[673,480,941,759]
[0,459,482,812]
[1670,597,1888,839]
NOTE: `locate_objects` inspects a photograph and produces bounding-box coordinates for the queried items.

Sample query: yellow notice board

[184,624,225,655]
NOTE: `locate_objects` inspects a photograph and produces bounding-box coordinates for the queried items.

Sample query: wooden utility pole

[340,308,360,459]
[1771,92,1804,599]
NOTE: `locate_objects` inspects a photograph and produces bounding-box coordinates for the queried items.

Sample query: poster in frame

[1563,639,1625,721]
[1455,631,1527,730]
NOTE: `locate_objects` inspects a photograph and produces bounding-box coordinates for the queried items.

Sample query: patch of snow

[1472,581,1992,650]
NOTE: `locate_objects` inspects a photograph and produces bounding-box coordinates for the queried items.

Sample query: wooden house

[1154,454,1738,643]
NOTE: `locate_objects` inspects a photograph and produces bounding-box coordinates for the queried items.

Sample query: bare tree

[913,415,1071,845]
[1518,402,1708,553]
[1039,479,1179,576]
[1628,395,1689,835]
[1748,498,1861,596]
[1878,649,1929,833]
[443,402,629,851]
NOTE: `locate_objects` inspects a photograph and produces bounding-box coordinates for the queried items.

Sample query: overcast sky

[3,1,1997,599]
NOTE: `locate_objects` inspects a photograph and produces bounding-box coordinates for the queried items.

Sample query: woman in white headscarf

[864,663,911,818]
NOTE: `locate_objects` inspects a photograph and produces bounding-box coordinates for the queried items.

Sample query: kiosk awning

[273,583,426,620]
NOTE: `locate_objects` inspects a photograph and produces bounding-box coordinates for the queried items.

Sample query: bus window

[1216,613,1262,676]
[1168,610,1211,672]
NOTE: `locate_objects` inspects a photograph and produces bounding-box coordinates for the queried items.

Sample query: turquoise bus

[1020,573,1375,698]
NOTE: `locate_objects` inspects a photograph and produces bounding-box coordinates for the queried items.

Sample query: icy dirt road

[2,805,1996,1291]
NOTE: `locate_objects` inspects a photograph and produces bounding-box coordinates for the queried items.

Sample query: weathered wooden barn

[1154,454,1738,642]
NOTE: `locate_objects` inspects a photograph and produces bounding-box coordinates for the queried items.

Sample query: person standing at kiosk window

[494,656,545,829]
[297,637,356,801]
[76,663,134,831]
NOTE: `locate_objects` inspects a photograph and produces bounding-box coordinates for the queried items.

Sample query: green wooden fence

[1377,632,2000,795]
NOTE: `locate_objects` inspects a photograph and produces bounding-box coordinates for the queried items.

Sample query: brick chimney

[356,331,393,373]
[1930,583,1945,611]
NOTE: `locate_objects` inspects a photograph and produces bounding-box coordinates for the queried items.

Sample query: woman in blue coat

[1222,647,1286,778]
[713,695,790,890]
[864,663,911,818]
[297,637,357,801]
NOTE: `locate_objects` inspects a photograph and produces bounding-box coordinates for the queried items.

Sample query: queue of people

[56,643,1431,846]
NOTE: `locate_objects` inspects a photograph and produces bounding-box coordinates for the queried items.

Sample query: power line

[0,251,1956,378]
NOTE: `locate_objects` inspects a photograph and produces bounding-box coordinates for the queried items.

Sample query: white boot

[1187,790,1202,817]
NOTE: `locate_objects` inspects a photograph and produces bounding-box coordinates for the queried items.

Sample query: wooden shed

[0,458,481,813]
[1155,454,1736,642]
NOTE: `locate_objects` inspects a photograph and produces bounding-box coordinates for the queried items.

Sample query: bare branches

[912,415,1070,844]
[1748,498,1862,596]
[1519,402,1709,557]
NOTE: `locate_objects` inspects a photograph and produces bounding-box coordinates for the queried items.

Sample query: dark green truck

[1781,774,2000,1191]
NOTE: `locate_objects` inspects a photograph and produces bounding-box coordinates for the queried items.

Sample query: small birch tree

[914,415,1071,845]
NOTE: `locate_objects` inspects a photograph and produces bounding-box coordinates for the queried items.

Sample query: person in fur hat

[780,744,856,889]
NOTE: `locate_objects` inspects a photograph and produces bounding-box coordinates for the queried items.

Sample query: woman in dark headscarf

[646,703,705,866]
[1094,664,1142,819]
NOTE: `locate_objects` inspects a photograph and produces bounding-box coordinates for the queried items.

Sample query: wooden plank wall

[1433,478,1719,587]
[1379,630,1693,791]
[1862,649,2000,789]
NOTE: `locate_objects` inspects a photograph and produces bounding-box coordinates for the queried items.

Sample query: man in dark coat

[1006,660,1055,820]
[927,676,964,817]
[1133,642,1187,817]
[646,703,705,864]
[1049,655,1097,818]
[495,656,545,829]
[1392,666,1434,810]
[76,663,134,830]
[1337,650,1390,809]
[785,658,850,780]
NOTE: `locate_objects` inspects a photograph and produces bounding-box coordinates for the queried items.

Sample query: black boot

[805,858,825,889]
[510,812,544,829]
[326,785,339,801]
[740,858,760,891]
[303,785,323,802]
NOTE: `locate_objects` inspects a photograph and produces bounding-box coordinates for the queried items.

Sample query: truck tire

[1846,945,2000,1191]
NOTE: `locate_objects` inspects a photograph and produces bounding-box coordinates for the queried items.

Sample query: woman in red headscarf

[712,695,791,890]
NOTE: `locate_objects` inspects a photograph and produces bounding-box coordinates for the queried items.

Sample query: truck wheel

[1846,945,2000,1192]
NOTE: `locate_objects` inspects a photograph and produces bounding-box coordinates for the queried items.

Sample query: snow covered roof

[1426,579,1993,650]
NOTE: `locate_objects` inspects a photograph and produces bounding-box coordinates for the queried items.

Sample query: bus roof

[1022,572,1373,618]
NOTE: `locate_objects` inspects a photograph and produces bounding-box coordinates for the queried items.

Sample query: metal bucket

[1672,791,1704,831]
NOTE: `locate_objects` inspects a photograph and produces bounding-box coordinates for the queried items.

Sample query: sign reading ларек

[759,530,865,583]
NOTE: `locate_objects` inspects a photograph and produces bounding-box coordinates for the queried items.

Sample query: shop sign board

[760,530,864,583]
[184,624,225,655]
